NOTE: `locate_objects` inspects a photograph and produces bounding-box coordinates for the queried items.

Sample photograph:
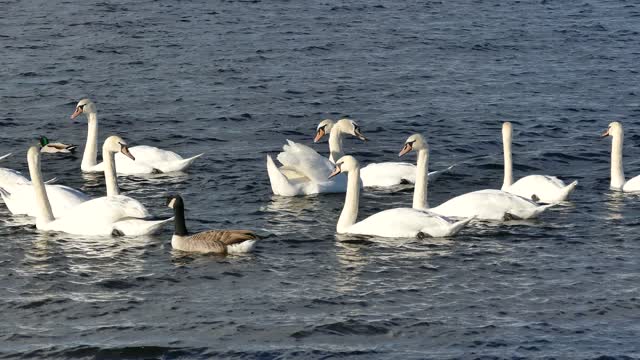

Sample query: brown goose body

[171,230,258,254]
[167,195,259,254]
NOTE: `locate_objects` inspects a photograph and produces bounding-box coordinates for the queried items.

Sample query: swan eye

[78,104,85,110]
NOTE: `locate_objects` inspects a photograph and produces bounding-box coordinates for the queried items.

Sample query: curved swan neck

[28,148,54,226]
[328,125,344,163]
[172,203,188,236]
[337,168,360,233]
[611,130,625,189]
[81,112,99,171]
[502,125,513,189]
[102,144,120,197]
[413,148,429,210]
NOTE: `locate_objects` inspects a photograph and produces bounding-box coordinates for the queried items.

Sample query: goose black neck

[173,203,189,236]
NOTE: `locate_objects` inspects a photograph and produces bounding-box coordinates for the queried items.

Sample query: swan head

[314,119,335,143]
[336,119,367,141]
[103,135,135,160]
[166,194,184,209]
[502,121,513,137]
[602,121,623,138]
[328,155,359,179]
[399,134,427,157]
[70,99,97,120]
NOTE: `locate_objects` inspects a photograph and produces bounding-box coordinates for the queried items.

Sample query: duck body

[39,137,77,154]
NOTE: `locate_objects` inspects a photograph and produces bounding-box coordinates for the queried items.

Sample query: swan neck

[413,148,429,210]
[103,145,119,197]
[28,149,54,225]
[611,132,625,189]
[81,112,99,171]
[337,168,360,233]
[328,126,344,163]
[173,203,188,236]
[502,127,513,189]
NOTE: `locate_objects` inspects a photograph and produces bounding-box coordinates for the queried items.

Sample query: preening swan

[166,194,259,254]
[500,122,577,203]
[399,133,553,221]
[266,119,367,196]
[28,137,172,236]
[39,136,77,154]
[314,119,452,187]
[329,155,472,238]
[602,121,640,192]
[71,99,203,174]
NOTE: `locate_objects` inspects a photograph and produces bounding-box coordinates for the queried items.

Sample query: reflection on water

[604,190,625,220]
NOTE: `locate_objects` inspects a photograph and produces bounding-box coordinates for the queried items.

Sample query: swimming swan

[399,133,553,221]
[71,99,203,174]
[602,121,640,192]
[500,122,577,203]
[166,194,259,254]
[314,119,452,187]
[329,155,472,238]
[28,137,172,236]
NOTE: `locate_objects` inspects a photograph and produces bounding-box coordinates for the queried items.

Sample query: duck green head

[39,136,49,147]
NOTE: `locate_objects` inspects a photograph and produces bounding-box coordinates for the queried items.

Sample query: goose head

[70,99,97,120]
[336,119,367,141]
[314,119,335,143]
[602,121,623,138]
[103,135,135,160]
[399,134,427,157]
[166,194,184,209]
[328,155,359,179]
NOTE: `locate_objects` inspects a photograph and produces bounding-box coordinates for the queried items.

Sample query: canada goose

[166,194,259,254]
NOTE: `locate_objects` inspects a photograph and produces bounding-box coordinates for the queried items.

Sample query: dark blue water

[1,0,640,358]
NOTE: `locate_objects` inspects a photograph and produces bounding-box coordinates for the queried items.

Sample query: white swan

[602,121,640,192]
[0,151,88,217]
[71,99,203,174]
[399,134,553,221]
[314,119,452,187]
[500,122,577,203]
[28,136,172,236]
[329,155,472,238]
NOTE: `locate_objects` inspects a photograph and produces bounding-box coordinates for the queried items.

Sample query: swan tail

[530,204,556,218]
[559,180,578,201]
[113,217,174,236]
[157,153,204,173]
[0,153,12,161]
[266,155,296,196]
[427,163,456,182]
[448,216,475,236]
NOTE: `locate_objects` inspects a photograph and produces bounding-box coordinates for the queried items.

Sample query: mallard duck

[39,136,77,154]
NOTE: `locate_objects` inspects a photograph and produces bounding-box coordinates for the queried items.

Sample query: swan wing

[360,162,416,187]
[506,175,576,203]
[622,175,640,192]
[0,168,30,188]
[346,208,464,238]
[432,189,548,221]
[276,140,334,183]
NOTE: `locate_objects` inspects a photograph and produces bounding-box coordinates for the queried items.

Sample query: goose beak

[601,129,610,138]
[70,107,83,120]
[328,165,342,179]
[399,143,412,157]
[314,128,325,143]
[121,145,135,161]
[354,129,368,142]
